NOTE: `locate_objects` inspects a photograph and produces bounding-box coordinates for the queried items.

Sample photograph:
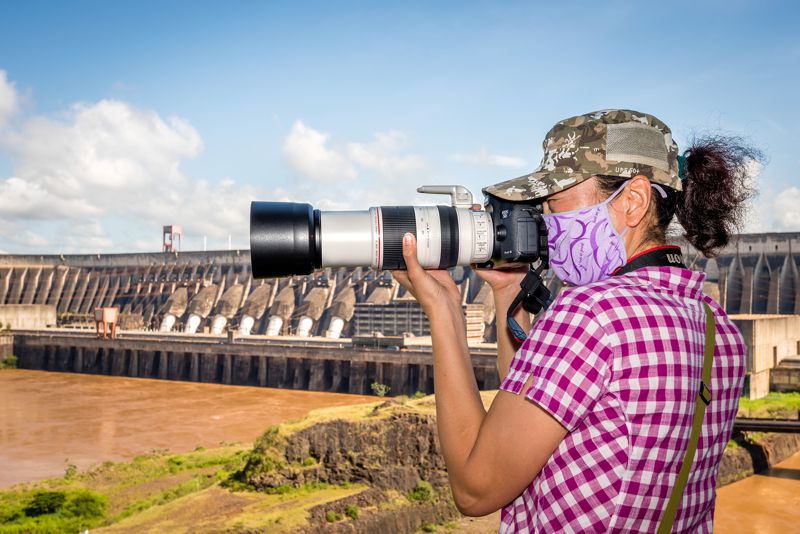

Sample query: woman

[393,109,758,533]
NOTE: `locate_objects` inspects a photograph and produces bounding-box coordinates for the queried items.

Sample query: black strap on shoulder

[612,245,685,277]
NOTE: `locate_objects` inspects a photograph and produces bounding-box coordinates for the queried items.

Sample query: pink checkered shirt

[499,267,745,533]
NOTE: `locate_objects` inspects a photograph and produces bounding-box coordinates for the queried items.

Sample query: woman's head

[485,109,760,259]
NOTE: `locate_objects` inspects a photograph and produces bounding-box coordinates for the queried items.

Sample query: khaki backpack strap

[656,302,715,534]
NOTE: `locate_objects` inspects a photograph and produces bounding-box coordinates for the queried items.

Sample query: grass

[738,392,800,419]
[0,445,248,532]
[0,488,107,533]
[408,481,435,503]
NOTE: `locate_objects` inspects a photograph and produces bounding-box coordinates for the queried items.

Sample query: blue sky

[0,0,798,253]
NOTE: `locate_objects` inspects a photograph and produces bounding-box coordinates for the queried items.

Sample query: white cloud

[773,186,800,230]
[0,70,18,126]
[0,72,269,253]
[742,158,768,232]
[346,131,426,177]
[0,216,50,251]
[280,121,429,209]
[62,220,112,251]
[739,159,800,233]
[452,147,528,169]
[281,121,428,187]
[281,121,356,183]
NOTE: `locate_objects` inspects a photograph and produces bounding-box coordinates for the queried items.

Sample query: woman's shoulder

[548,275,633,313]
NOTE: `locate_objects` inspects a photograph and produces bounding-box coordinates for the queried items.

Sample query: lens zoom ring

[437,206,459,269]
[380,206,417,269]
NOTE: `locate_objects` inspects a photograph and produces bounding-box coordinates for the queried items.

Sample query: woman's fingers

[391,270,418,300]
[473,264,528,291]
[402,233,425,280]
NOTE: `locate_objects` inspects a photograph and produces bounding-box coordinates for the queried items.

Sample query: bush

[63,489,107,519]
[422,522,437,532]
[345,504,359,520]
[326,510,343,522]
[5,489,108,532]
[412,391,426,399]
[408,480,434,503]
[370,381,391,397]
[1,355,18,369]
[24,491,66,517]
[302,456,316,466]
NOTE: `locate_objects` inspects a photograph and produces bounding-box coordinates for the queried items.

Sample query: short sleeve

[499,291,613,432]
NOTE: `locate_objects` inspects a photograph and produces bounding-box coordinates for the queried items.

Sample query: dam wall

[12,332,500,396]
[0,304,57,330]
[1,232,798,342]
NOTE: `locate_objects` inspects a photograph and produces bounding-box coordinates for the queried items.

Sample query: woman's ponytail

[676,136,761,257]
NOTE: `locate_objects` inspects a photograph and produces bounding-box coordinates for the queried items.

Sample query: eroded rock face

[233,401,460,533]
[288,412,448,491]
[716,433,800,486]
[233,399,800,533]
[240,408,448,493]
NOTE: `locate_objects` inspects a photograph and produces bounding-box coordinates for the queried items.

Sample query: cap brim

[483,171,593,202]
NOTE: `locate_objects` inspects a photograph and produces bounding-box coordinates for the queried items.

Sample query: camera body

[250,185,548,279]
[480,194,549,269]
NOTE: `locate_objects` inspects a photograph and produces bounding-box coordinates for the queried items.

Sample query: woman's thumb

[402,233,423,275]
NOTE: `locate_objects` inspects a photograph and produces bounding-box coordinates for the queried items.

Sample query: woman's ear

[619,175,653,228]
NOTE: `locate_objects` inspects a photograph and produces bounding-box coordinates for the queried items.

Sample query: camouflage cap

[483,109,682,201]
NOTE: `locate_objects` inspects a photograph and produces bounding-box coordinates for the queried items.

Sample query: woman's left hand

[391,233,462,317]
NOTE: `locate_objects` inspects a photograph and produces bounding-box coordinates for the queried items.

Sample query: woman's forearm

[427,302,486,475]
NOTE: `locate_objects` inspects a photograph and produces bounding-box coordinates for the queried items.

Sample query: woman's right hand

[473,265,529,305]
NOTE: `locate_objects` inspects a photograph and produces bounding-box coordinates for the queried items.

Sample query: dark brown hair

[597,135,761,257]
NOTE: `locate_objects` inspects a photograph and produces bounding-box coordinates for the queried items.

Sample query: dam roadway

[11,329,501,396]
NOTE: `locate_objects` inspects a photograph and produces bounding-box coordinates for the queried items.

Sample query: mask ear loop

[651,183,669,199]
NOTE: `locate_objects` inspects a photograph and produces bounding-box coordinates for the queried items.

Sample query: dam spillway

[2,232,799,398]
[11,331,501,395]
[0,232,798,342]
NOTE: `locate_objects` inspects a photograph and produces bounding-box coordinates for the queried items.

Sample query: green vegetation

[345,504,359,519]
[0,445,247,532]
[0,355,18,369]
[412,391,427,399]
[738,392,800,419]
[421,522,438,532]
[408,480,435,503]
[326,510,343,522]
[371,381,391,397]
[116,472,216,521]
[0,488,107,533]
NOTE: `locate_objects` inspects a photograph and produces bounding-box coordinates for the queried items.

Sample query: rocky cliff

[230,393,800,533]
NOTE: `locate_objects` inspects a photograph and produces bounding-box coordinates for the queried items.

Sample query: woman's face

[541,177,606,215]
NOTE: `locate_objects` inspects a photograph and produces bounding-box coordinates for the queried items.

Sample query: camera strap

[612,245,685,276]
[506,262,552,343]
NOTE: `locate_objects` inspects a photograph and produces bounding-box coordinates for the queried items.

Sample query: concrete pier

[12,331,500,396]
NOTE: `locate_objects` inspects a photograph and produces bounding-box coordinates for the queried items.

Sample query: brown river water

[0,370,373,488]
[1,370,798,532]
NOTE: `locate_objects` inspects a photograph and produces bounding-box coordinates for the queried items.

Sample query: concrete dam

[1,231,799,396]
[11,331,500,395]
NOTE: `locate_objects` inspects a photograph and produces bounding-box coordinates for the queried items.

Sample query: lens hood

[250,201,320,278]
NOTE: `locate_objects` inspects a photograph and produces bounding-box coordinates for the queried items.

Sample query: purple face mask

[542,182,630,286]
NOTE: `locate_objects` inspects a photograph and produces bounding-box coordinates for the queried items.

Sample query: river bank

[2,381,799,533]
